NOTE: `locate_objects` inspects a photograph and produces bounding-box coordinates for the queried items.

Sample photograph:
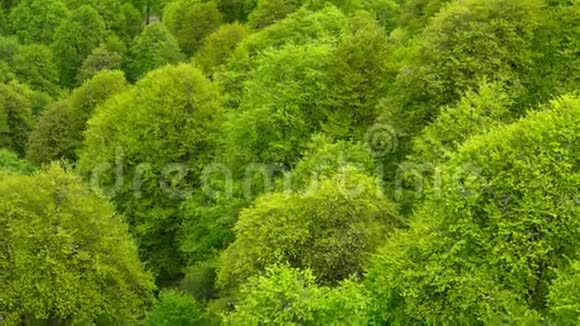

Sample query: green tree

[395,0,451,33]
[194,23,250,75]
[216,6,348,109]
[366,95,580,323]
[26,71,128,165]
[538,0,580,96]
[225,265,371,324]
[218,171,400,290]
[51,5,107,87]
[11,44,61,96]
[548,261,580,325]
[127,22,183,81]
[223,43,332,169]
[9,0,69,44]
[216,0,257,22]
[247,0,302,30]
[76,45,123,84]
[145,290,205,326]
[0,148,34,174]
[398,81,514,214]
[62,0,126,34]
[321,12,391,140]
[409,81,514,166]
[78,64,224,282]
[0,6,7,35]
[383,0,543,162]
[163,0,223,55]
[0,164,155,324]
[286,134,377,191]
[0,82,34,156]
[122,3,145,40]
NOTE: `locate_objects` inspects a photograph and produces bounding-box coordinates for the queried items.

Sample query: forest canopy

[0,0,578,324]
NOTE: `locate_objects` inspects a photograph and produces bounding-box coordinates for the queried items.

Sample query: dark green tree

[0,82,34,156]
[11,44,61,96]
[26,71,128,165]
[321,12,391,140]
[163,0,223,55]
[9,0,69,44]
[127,22,183,81]
[0,6,7,35]
[122,3,145,40]
[247,0,302,30]
[51,5,107,87]
[216,0,257,22]
[76,45,123,84]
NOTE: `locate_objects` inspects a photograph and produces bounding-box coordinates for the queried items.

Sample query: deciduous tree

[0,165,155,324]
[127,22,183,81]
[78,64,224,282]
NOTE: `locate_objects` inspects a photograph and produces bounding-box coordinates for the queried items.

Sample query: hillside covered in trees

[0,0,579,324]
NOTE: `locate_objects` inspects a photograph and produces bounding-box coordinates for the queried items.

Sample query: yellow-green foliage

[0,165,154,324]
[224,43,332,169]
[216,6,349,109]
[218,171,400,290]
[225,265,371,324]
[367,95,580,323]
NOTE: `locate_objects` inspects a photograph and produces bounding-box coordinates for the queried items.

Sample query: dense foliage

[0,165,154,324]
[78,64,224,282]
[0,0,578,323]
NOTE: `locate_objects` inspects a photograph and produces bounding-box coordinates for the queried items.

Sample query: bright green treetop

[0,164,155,324]
[225,265,371,325]
[145,290,205,326]
[218,171,400,290]
[367,94,580,323]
